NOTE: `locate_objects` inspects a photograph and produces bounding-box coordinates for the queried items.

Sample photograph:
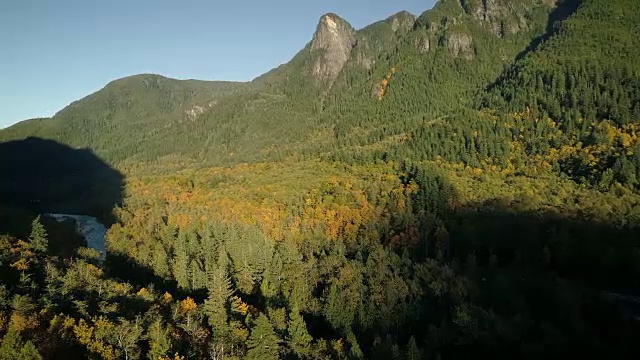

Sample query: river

[47,214,107,260]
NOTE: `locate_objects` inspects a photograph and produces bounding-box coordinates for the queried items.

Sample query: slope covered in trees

[1,0,640,359]
[0,75,247,162]
[0,0,560,166]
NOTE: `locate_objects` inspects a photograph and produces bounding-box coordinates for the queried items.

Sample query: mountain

[2,0,640,359]
[0,74,247,162]
[0,0,560,166]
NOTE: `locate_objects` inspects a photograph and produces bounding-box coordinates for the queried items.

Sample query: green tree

[245,314,281,360]
[147,318,171,360]
[172,230,190,290]
[28,216,47,254]
[204,251,233,339]
[287,308,312,358]
[405,336,422,360]
[0,330,43,360]
[110,318,144,360]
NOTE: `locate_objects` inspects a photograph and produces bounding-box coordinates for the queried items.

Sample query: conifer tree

[28,216,48,254]
[204,250,233,339]
[147,318,171,360]
[405,336,422,360]
[245,314,281,360]
[0,330,42,360]
[287,308,312,358]
[172,230,190,290]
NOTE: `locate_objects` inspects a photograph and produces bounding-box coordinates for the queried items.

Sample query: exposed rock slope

[310,14,356,85]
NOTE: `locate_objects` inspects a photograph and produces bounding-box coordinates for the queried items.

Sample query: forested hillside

[1,0,640,359]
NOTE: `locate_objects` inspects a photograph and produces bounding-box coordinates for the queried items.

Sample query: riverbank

[47,214,107,260]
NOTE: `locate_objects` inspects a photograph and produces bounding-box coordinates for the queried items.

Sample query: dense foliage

[1,0,640,359]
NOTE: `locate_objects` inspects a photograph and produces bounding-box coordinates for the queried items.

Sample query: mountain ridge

[1,1,551,137]
[2,1,640,359]
[0,0,551,165]
[3,0,638,184]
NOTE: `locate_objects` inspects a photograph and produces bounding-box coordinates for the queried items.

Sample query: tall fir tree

[287,308,312,358]
[28,216,48,254]
[245,314,281,360]
[204,249,233,339]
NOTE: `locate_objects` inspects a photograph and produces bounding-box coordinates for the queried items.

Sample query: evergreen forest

[1,0,640,359]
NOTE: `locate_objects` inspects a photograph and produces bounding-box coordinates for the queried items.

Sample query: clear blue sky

[0,0,434,128]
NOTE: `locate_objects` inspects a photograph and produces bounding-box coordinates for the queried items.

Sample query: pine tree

[405,336,422,360]
[28,216,48,254]
[261,250,284,301]
[245,315,281,360]
[172,230,190,290]
[19,341,42,360]
[204,250,233,339]
[324,283,354,331]
[0,330,23,360]
[147,318,171,360]
[151,243,170,279]
[347,330,363,359]
[287,308,312,358]
[0,330,42,360]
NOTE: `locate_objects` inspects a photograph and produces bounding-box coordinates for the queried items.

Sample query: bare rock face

[460,0,558,36]
[184,100,216,121]
[185,105,205,121]
[467,0,509,35]
[416,36,432,53]
[310,14,356,85]
[413,0,557,57]
[355,48,374,70]
[446,32,475,59]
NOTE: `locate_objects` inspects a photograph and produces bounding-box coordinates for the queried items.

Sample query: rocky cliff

[310,13,356,85]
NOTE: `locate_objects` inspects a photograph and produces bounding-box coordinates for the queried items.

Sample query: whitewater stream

[47,214,107,260]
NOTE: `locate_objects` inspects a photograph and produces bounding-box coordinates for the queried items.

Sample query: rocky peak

[310,13,356,85]
[387,11,416,33]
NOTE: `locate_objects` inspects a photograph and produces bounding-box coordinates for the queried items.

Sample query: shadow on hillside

[485,0,582,93]
[448,202,640,291]
[389,166,640,358]
[511,0,582,63]
[0,137,124,235]
[339,166,639,358]
[431,203,640,359]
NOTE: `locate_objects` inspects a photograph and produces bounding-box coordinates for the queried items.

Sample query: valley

[1,0,640,359]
